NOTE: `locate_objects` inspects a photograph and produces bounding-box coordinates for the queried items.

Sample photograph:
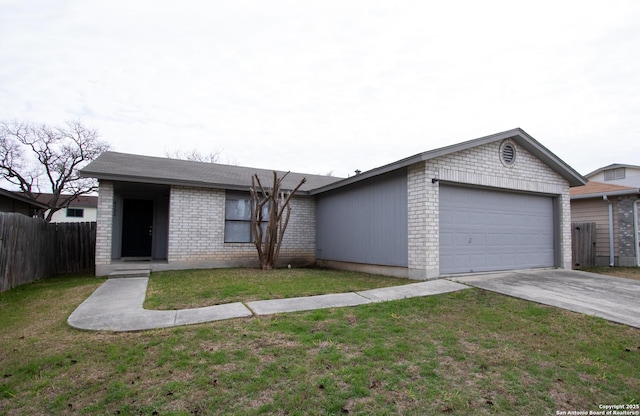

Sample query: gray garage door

[440,185,555,274]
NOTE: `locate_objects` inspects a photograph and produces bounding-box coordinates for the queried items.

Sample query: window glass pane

[225,196,251,220]
[224,221,251,242]
[66,208,84,217]
[224,192,270,243]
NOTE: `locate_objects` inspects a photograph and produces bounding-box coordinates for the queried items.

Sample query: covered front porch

[95,181,171,276]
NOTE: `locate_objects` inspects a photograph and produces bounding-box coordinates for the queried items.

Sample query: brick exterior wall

[167,185,315,268]
[617,195,640,266]
[95,180,114,269]
[168,186,225,263]
[407,140,572,279]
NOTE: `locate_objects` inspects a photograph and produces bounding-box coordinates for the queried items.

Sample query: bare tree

[0,120,110,221]
[250,171,306,270]
[165,148,222,163]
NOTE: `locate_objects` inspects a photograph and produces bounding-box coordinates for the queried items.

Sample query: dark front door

[122,199,154,257]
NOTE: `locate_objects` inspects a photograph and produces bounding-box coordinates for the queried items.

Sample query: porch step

[108,269,151,279]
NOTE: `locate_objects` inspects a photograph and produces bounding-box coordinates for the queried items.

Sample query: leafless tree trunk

[0,120,110,221]
[250,171,306,270]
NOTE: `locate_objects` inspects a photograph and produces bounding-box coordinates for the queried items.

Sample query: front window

[66,208,84,218]
[224,192,267,243]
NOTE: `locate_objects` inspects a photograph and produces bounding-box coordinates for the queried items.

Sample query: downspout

[634,199,640,267]
[603,195,615,267]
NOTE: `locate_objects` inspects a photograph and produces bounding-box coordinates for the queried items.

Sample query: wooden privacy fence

[0,212,96,292]
[571,222,596,269]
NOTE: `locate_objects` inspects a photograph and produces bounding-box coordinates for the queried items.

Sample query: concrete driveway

[449,269,640,329]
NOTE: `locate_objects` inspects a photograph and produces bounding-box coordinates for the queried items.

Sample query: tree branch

[0,120,110,221]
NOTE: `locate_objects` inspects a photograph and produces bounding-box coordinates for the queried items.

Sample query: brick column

[95,180,113,275]
[558,190,573,269]
[407,162,439,279]
[617,195,640,266]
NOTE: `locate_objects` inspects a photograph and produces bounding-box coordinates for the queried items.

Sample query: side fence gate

[571,222,596,269]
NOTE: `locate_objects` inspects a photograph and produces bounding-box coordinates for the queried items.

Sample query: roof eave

[570,189,640,200]
[311,128,587,194]
[81,170,314,195]
[66,203,98,208]
[508,129,587,187]
[309,153,422,195]
[585,163,640,178]
[0,189,49,208]
[308,131,522,194]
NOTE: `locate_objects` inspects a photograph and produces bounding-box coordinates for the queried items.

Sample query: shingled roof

[82,129,586,195]
[570,181,640,199]
[80,152,342,193]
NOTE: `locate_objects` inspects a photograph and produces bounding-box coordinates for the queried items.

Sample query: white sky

[1,0,639,178]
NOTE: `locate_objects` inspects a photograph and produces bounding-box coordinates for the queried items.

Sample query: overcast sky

[1,1,639,178]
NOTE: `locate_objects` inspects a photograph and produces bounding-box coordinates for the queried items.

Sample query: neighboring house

[81,128,586,278]
[0,188,48,217]
[570,173,640,268]
[584,163,640,187]
[31,194,98,223]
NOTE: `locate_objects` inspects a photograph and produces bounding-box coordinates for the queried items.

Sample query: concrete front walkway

[450,269,640,329]
[67,277,468,332]
[68,269,640,332]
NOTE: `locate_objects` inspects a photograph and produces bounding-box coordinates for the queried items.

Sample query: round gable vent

[500,140,517,166]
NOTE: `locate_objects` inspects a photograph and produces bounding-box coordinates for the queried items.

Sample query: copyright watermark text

[556,404,640,416]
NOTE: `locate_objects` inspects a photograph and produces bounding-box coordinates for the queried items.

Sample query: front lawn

[144,267,411,309]
[0,270,638,415]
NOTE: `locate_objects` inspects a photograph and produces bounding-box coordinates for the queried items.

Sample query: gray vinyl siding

[316,168,408,267]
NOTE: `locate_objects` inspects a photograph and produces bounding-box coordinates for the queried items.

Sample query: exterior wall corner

[558,191,573,269]
[407,162,440,279]
[95,180,114,271]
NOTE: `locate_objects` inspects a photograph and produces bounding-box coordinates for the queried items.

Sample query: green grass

[1,270,639,415]
[144,267,411,309]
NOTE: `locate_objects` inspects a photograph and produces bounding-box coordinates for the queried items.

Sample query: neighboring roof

[311,128,587,194]
[80,152,342,193]
[570,181,640,200]
[585,163,640,178]
[0,188,49,209]
[31,193,98,208]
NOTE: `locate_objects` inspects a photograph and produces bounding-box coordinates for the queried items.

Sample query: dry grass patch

[582,266,640,281]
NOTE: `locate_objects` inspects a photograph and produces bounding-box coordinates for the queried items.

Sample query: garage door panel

[486,213,501,226]
[440,186,555,274]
